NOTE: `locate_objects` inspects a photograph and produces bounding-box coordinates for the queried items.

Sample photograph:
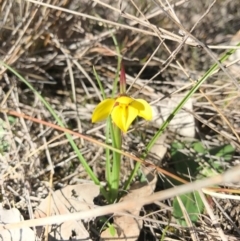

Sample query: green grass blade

[93,66,106,100]
[146,42,240,155]
[1,62,102,187]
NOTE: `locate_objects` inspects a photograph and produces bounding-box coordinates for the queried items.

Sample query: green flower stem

[110,122,122,203]
[105,117,112,197]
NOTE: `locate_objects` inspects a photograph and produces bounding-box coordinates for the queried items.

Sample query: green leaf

[209,144,235,161]
[173,191,204,227]
[170,141,199,180]
[108,224,116,237]
[192,141,206,154]
[199,144,235,177]
[199,166,218,177]
[0,118,9,153]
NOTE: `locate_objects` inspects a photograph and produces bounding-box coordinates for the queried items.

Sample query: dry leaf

[35,184,100,241]
[101,169,157,241]
[0,204,35,241]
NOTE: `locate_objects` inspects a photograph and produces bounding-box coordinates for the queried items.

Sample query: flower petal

[92,99,115,123]
[115,96,134,105]
[111,104,138,132]
[126,105,138,129]
[132,99,152,120]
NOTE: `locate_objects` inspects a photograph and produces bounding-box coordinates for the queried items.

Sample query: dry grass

[0,0,240,240]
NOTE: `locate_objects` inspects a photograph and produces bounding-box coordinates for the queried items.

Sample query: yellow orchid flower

[92,95,152,132]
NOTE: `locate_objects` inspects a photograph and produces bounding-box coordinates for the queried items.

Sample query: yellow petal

[111,105,138,132]
[92,99,115,123]
[115,96,134,105]
[126,105,139,129]
[132,99,152,120]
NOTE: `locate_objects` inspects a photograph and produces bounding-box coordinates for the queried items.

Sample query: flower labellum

[92,95,152,132]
